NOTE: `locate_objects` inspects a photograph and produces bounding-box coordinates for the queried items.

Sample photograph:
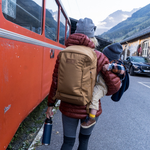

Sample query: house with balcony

[120,26,150,62]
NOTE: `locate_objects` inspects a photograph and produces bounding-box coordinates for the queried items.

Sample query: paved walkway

[34,109,79,150]
[29,93,150,150]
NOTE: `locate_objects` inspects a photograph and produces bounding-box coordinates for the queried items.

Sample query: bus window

[2,0,43,34]
[45,0,58,41]
[59,11,65,45]
[66,23,70,39]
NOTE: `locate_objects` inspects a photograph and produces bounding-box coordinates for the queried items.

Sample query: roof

[95,36,112,43]
[120,26,150,44]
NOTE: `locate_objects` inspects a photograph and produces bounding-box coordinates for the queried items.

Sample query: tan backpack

[53,45,97,112]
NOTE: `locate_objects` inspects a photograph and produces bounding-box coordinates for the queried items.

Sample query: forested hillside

[95,8,139,35]
[99,3,150,42]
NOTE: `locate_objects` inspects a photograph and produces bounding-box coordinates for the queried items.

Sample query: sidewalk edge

[28,100,60,150]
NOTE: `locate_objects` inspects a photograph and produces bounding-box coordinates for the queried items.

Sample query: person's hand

[46,107,54,118]
[103,64,109,71]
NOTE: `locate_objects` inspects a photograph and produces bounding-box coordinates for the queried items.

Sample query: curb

[28,100,61,150]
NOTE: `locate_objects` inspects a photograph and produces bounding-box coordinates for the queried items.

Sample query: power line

[66,0,73,17]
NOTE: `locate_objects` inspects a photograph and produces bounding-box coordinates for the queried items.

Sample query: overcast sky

[61,0,150,25]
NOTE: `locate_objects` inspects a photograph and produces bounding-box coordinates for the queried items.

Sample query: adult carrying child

[46,18,121,150]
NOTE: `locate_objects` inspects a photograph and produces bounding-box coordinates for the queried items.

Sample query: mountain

[99,3,150,42]
[95,8,139,35]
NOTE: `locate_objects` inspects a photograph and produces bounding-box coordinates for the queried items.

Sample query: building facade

[120,26,150,62]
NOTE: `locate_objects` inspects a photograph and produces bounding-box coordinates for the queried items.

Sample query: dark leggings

[60,114,99,150]
[61,133,90,150]
[61,136,75,150]
[78,133,91,150]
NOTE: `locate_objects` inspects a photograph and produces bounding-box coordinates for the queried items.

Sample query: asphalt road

[35,74,150,150]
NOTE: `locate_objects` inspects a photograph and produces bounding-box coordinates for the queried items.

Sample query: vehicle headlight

[133,65,140,69]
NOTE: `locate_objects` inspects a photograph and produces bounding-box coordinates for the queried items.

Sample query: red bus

[0,0,71,149]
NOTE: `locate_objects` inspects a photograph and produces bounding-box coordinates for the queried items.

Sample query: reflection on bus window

[45,0,58,41]
[66,23,70,39]
[59,11,65,45]
[2,0,43,34]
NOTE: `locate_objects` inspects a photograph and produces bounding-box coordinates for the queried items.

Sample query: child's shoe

[81,116,96,128]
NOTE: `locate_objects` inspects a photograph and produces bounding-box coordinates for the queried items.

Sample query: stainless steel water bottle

[42,117,53,145]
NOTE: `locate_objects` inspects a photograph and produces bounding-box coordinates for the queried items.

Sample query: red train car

[0,0,71,149]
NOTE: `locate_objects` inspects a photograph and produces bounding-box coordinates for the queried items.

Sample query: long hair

[90,37,99,48]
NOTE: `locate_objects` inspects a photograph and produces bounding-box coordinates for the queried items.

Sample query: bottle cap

[45,117,52,123]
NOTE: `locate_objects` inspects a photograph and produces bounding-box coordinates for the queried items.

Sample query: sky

[61,0,150,26]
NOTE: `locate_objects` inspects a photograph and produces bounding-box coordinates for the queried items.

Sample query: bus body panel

[41,47,60,100]
[0,32,62,150]
[0,0,70,149]
[0,38,43,149]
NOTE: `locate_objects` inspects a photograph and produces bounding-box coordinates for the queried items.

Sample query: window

[132,57,148,63]
[59,11,66,45]
[45,0,58,41]
[2,0,43,34]
[142,41,149,57]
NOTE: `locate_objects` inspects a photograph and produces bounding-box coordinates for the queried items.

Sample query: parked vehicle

[123,56,150,76]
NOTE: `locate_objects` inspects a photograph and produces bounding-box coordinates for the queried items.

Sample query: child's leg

[81,73,107,128]
[90,109,97,117]
[81,110,96,128]
[88,108,97,121]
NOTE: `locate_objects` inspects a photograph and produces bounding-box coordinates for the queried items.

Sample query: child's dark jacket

[111,60,129,101]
